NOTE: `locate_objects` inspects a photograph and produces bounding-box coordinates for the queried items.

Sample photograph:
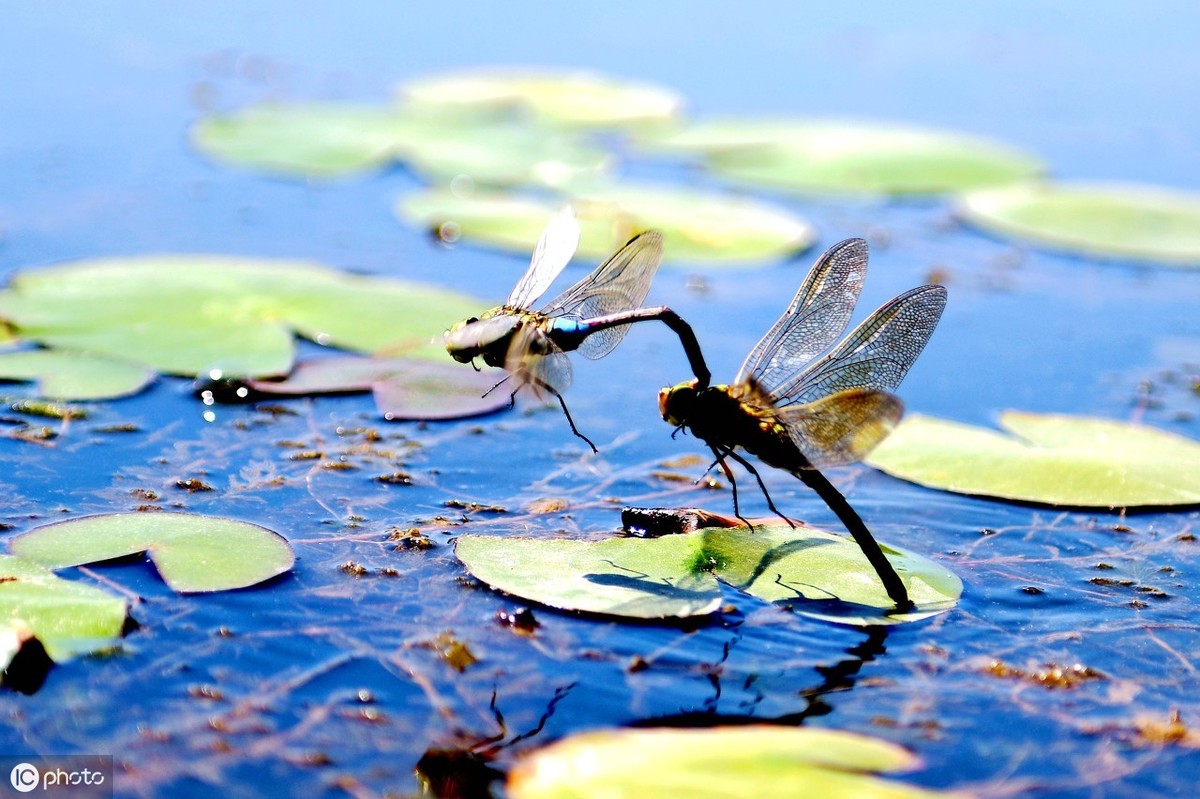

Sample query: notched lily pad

[0,256,482,380]
[455,534,723,620]
[456,510,960,626]
[246,356,510,421]
[400,68,684,129]
[957,181,1200,266]
[10,513,296,593]
[398,186,815,265]
[642,118,1043,197]
[509,726,966,799]
[866,411,1200,508]
[0,554,128,665]
[0,348,156,400]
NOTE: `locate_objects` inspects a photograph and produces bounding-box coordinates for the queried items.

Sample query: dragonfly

[658,237,947,610]
[446,207,711,452]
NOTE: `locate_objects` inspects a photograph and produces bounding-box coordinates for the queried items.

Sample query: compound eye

[465,316,479,325]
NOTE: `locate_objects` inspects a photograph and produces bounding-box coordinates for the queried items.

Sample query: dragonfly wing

[505,206,582,310]
[778,388,904,468]
[539,230,665,360]
[504,323,573,399]
[734,238,869,392]
[774,284,947,407]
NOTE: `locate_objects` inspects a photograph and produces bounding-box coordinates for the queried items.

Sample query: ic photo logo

[9,763,38,793]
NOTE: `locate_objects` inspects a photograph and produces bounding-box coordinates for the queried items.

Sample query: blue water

[2,3,1199,797]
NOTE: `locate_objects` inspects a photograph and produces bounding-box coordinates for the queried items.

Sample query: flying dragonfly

[658,238,947,610]
[446,207,710,452]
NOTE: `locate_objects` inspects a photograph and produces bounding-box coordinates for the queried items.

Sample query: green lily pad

[0,349,155,400]
[246,356,511,421]
[398,187,815,265]
[10,513,296,593]
[400,68,683,129]
[866,411,1200,508]
[399,123,611,189]
[192,103,423,178]
[455,513,960,626]
[0,256,482,379]
[643,118,1042,197]
[508,726,964,799]
[0,554,128,663]
[455,534,724,619]
[957,181,1200,266]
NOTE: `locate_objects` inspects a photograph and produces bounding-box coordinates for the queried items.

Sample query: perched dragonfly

[446,207,710,451]
[658,237,947,610]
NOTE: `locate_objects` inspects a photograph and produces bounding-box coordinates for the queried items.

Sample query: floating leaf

[398,186,815,265]
[192,103,423,178]
[957,181,1200,266]
[701,523,960,626]
[455,534,723,619]
[246,356,510,420]
[0,554,128,663]
[400,68,683,129]
[400,124,612,189]
[508,726,963,799]
[866,412,1200,508]
[0,349,155,400]
[0,256,482,379]
[456,511,960,625]
[10,513,296,593]
[643,118,1042,197]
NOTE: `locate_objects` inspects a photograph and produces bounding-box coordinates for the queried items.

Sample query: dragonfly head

[444,309,512,365]
[658,379,700,428]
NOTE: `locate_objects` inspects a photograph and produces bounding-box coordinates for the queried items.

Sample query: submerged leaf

[957,181,1200,266]
[456,512,960,625]
[398,186,815,264]
[10,513,295,593]
[0,554,128,663]
[643,118,1042,197]
[509,726,964,799]
[400,68,683,129]
[866,412,1200,508]
[0,256,482,379]
[246,356,510,420]
[0,349,156,400]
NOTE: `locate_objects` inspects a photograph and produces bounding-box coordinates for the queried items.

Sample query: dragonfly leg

[483,372,512,400]
[530,377,598,454]
[723,449,795,529]
[708,446,753,530]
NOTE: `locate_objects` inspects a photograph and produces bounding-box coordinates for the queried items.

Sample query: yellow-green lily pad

[957,181,1200,266]
[0,349,155,400]
[455,512,960,626]
[192,103,423,178]
[10,513,296,594]
[508,726,966,799]
[0,255,482,379]
[0,554,128,664]
[400,68,683,129]
[644,118,1043,197]
[398,186,815,265]
[866,411,1200,508]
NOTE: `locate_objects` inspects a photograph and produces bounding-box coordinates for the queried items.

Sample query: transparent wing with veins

[538,230,664,360]
[777,388,905,468]
[504,206,582,311]
[734,238,869,393]
[772,284,948,408]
